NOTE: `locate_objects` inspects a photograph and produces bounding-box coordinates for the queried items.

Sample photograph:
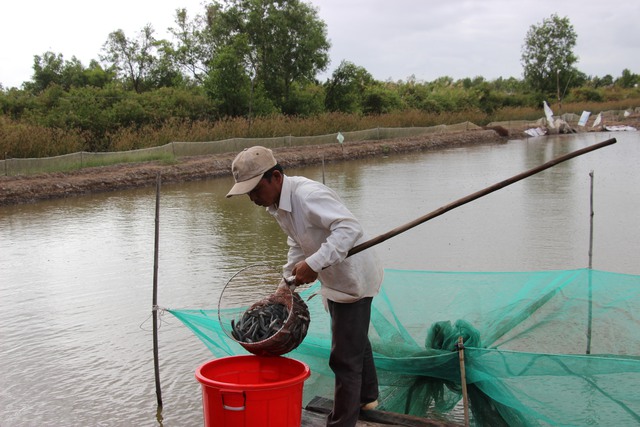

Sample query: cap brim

[226,174,263,198]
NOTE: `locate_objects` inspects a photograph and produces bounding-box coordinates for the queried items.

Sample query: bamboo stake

[348,138,617,257]
[457,337,470,427]
[153,172,163,407]
[588,170,595,269]
[586,171,594,355]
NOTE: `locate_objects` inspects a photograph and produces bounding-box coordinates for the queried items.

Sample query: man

[226,146,384,426]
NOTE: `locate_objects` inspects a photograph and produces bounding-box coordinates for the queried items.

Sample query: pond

[0,131,638,426]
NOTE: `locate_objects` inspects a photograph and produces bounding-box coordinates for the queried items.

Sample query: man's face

[248,171,282,207]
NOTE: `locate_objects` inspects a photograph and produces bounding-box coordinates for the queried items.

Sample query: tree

[594,74,614,88]
[101,24,161,93]
[362,84,404,114]
[491,76,526,94]
[204,39,252,117]
[151,39,188,88]
[168,8,218,83]
[616,69,639,88]
[521,14,578,99]
[28,52,65,93]
[24,52,114,93]
[324,60,374,113]
[208,0,330,114]
[284,81,325,116]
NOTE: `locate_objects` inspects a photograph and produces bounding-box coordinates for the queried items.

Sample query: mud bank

[0,129,510,206]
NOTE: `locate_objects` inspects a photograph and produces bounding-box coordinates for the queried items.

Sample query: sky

[1,0,639,89]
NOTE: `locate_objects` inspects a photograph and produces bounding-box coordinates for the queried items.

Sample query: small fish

[231,303,290,343]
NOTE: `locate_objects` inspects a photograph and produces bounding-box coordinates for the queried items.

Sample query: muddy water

[1,132,638,426]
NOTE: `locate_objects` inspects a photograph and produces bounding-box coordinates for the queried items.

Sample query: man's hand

[277,278,295,292]
[292,260,318,285]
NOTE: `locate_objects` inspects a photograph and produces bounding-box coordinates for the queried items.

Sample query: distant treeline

[0,1,639,158]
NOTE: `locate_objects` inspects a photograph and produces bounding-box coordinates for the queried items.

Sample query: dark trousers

[326,297,379,427]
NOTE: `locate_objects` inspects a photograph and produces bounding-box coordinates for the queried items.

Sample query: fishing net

[169,268,640,426]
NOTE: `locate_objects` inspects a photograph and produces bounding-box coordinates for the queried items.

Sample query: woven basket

[235,288,310,357]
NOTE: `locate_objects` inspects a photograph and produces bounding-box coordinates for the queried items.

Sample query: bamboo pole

[348,138,617,257]
[586,171,594,355]
[153,172,163,407]
[588,171,595,269]
[457,337,470,427]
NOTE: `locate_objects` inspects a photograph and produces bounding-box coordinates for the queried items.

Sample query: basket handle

[221,390,246,411]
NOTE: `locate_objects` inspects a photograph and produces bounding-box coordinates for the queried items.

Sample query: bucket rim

[195,355,311,390]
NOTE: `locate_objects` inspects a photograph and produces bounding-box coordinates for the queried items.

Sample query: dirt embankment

[0,130,511,206]
[2,116,636,207]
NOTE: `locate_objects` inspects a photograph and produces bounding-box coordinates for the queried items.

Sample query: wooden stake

[588,171,595,269]
[153,172,163,407]
[348,138,617,257]
[586,171,594,355]
[457,337,470,427]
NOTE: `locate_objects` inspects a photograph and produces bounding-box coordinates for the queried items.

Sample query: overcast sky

[1,0,638,89]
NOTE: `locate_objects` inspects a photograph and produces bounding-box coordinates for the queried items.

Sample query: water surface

[1,132,638,426]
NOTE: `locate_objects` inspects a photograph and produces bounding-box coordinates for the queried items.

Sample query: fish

[231,303,290,343]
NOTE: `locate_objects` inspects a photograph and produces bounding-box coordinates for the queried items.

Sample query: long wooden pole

[348,138,617,257]
[153,172,163,407]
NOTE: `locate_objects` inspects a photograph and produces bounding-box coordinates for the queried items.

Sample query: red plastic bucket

[195,355,311,427]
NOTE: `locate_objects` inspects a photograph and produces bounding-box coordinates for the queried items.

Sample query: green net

[169,268,640,426]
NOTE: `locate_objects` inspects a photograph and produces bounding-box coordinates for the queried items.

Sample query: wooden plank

[301,409,329,427]
[301,409,384,427]
[304,396,462,427]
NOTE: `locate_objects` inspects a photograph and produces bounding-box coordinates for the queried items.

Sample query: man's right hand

[292,260,318,285]
[277,276,297,292]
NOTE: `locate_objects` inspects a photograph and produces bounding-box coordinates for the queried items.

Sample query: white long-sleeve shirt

[267,175,383,303]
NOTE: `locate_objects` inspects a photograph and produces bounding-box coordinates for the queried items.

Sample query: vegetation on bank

[1,92,639,160]
[1,1,639,159]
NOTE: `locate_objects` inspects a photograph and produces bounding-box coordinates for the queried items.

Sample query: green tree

[396,77,438,112]
[82,60,114,88]
[594,74,614,88]
[209,0,330,114]
[27,52,65,93]
[168,7,218,83]
[204,40,252,117]
[362,84,404,114]
[324,60,374,113]
[283,81,325,116]
[521,14,578,99]
[25,52,116,93]
[0,86,36,119]
[151,39,188,88]
[616,69,639,88]
[471,82,501,114]
[460,76,487,90]
[101,24,162,93]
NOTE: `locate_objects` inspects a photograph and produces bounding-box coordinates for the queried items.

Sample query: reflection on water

[0,132,638,426]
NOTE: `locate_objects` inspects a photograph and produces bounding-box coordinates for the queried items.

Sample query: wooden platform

[302,396,462,427]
